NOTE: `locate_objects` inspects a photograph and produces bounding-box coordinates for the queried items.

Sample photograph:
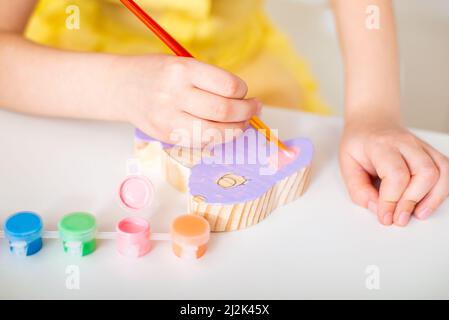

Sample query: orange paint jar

[170,215,210,259]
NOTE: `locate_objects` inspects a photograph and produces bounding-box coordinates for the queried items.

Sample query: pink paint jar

[119,175,154,212]
[116,217,151,258]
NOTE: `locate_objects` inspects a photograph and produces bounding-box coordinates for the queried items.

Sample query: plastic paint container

[3,211,43,257]
[170,215,210,259]
[58,212,97,257]
[116,216,151,258]
[119,175,154,211]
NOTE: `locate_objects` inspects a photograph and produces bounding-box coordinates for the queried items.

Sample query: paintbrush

[120,0,291,154]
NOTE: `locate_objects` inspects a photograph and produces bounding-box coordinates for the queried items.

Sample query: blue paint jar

[3,211,43,257]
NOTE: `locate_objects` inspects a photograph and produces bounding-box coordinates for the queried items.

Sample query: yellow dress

[25,0,330,114]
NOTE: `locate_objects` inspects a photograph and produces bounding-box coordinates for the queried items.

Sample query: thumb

[340,153,379,213]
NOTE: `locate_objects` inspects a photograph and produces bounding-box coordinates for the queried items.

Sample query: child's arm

[332,0,449,226]
[0,0,260,145]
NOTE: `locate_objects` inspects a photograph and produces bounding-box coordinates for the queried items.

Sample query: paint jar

[3,211,43,257]
[58,212,97,257]
[119,175,154,212]
[170,215,210,259]
[116,216,151,258]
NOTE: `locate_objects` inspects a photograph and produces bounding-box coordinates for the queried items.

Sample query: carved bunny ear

[135,127,313,232]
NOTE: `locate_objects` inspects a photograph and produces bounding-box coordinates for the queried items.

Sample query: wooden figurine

[134,128,313,232]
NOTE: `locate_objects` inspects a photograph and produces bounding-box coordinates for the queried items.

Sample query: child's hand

[116,55,261,145]
[339,115,449,227]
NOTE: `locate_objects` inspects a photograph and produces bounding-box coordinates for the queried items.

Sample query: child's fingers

[181,88,260,123]
[393,145,439,226]
[370,146,411,226]
[340,152,379,211]
[167,111,248,147]
[187,60,248,99]
[414,145,449,220]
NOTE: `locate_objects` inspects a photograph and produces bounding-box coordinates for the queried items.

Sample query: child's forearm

[0,32,127,121]
[0,32,259,143]
[332,0,401,123]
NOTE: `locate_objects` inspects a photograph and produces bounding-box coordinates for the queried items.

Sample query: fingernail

[368,201,377,214]
[397,212,411,226]
[382,212,393,225]
[416,208,433,220]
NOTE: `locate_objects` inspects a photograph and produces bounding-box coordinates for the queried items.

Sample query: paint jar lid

[119,176,154,211]
[4,211,43,239]
[58,212,96,240]
[116,216,150,241]
[170,214,210,246]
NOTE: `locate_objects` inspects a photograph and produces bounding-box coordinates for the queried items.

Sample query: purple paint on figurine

[135,128,173,149]
[136,126,313,205]
[188,128,313,204]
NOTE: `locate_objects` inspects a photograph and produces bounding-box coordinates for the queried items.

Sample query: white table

[0,107,448,300]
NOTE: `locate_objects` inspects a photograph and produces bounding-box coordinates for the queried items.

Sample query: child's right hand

[113,54,261,146]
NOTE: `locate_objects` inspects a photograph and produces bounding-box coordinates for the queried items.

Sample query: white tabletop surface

[0,107,448,300]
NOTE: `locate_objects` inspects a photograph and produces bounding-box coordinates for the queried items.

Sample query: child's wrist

[344,104,402,130]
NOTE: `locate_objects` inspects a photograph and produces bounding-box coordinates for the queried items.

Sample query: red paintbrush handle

[120,0,290,153]
[120,0,193,58]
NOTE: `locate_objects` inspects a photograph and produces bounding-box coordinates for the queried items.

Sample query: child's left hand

[339,115,449,227]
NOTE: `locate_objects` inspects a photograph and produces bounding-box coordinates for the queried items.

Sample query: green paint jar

[58,212,97,257]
